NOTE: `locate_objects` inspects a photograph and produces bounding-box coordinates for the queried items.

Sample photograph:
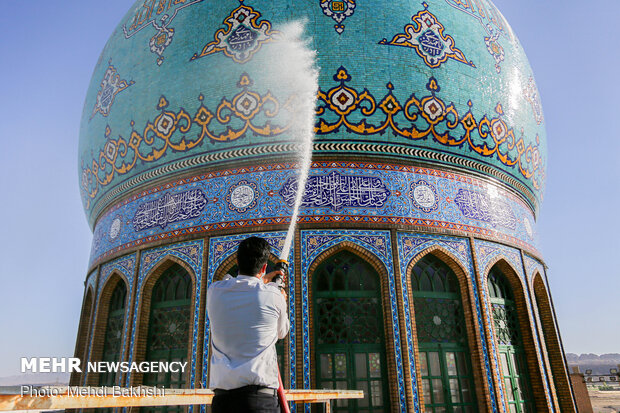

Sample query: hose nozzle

[273,259,289,289]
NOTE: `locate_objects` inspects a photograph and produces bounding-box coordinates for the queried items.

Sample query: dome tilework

[79,0,547,226]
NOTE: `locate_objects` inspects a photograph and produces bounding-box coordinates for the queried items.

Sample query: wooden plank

[0,388,363,411]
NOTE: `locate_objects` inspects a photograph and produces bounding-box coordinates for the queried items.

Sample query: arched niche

[485,259,547,413]
[307,241,396,413]
[71,287,94,386]
[405,247,487,413]
[131,255,197,403]
[88,272,129,387]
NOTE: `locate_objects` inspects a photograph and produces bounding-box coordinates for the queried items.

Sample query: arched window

[142,263,192,413]
[411,254,477,413]
[313,250,390,413]
[99,281,127,387]
[488,266,533,413]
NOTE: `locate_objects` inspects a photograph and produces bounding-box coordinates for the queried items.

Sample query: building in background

[72,0,575,411]
[584,368,620,388]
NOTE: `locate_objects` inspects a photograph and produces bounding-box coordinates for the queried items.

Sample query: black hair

[237,236,271,276]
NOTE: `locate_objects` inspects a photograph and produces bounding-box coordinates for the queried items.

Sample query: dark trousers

[212,387,279,413]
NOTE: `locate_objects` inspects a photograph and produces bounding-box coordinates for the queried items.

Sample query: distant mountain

[0,372,70,386]
[566,353,620,375]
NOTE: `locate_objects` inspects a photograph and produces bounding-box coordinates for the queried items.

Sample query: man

[207,236,289,413]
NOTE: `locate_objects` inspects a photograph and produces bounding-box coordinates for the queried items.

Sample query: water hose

[277,367,290,413]
[273,259,291,413]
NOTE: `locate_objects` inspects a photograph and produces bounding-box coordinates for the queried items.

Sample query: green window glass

[142,264,192,413]
[488,266,533,413]
[314,251,390,413]
[412,255,477,413]
[100,281,127,388]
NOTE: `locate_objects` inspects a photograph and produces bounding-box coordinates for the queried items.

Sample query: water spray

[261,21,318,263]
[262,21,318,413]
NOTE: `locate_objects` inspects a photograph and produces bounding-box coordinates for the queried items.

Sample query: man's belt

[214,385,277,396]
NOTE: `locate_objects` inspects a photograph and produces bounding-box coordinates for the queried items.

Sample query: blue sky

[0,0,618,377]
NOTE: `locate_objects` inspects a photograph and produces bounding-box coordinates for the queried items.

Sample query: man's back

[207,274,289,390]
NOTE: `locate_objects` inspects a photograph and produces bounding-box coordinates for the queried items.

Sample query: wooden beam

[0,387,363,411]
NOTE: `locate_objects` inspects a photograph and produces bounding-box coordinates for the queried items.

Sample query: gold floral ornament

[314,67,544,191]
[190,0,279,64]
[81,73,295,210]
[320,0,356,34]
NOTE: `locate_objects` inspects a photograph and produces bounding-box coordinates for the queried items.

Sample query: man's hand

[263,270,287,299]
[263,270,284,284]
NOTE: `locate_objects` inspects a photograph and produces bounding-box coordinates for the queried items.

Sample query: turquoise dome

[79,0,546,226]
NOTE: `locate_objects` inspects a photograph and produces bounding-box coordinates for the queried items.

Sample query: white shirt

[207,274,289,390]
